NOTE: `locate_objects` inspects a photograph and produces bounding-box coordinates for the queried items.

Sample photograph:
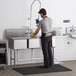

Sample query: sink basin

[8,36,41,49]
[69,33,76,39]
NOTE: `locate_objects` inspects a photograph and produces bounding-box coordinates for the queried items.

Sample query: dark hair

[38,8,47,15]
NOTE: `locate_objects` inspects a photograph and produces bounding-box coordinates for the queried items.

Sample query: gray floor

[0,60,76,76]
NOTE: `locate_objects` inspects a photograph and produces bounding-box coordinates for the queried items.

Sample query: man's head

[38,8,47,18]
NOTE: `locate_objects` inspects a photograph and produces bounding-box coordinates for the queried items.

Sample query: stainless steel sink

[8,36,41,49]
[5,28,41,49]
[69,33,76,39]
[65,26,76,39]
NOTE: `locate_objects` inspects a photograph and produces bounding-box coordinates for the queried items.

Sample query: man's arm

[33,27,40,35]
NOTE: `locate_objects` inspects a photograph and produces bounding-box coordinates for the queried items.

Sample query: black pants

[41,33,53,67]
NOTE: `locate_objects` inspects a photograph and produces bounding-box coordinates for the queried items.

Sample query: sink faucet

[70,25,75,32]
[24,26,34,36]
[23,26,31,34]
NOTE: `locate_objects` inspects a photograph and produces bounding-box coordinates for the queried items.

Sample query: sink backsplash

[5,27,75,38]
[5,28,33,38]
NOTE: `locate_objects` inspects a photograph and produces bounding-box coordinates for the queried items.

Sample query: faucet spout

[70,25,75,32]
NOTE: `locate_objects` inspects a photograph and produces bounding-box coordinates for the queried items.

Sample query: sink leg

[14,50,16,68]
[10,49,12,68]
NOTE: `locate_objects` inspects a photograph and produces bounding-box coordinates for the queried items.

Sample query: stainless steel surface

[10,49,17,68]
[8,36,40,40]
[28,38,41,48]
[65,26,76,39]
[66,26,76,35]
[5,28,41,68]
[5,28,34,38]
[8,38,27,49]
[69,33,76,39]
[70,25,75,32]
[8,37,41,49]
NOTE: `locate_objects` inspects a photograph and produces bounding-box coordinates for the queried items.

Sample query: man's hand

[36,19,40,24]
[32,34,36,37]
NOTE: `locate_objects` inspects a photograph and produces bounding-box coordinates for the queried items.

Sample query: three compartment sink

[8,36,41,49]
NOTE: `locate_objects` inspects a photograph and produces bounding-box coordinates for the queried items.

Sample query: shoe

[49,64,53,68]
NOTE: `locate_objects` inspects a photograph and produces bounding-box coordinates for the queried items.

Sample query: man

[32,8,53,68]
